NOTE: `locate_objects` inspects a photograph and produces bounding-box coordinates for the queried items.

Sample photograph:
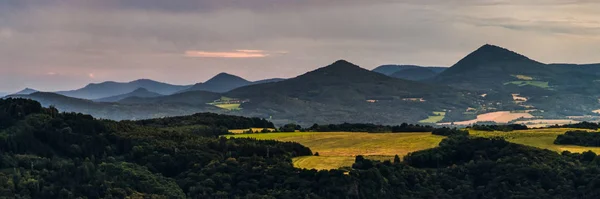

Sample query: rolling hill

[94,88,163,102]
[56,79,190,99]
[390,67,438,81]
[226,60,479,125]
[373,65,446,76]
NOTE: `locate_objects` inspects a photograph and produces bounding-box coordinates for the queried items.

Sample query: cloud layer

[1,0,599,91]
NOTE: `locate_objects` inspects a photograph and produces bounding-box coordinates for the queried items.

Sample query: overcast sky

[1,0,600,92]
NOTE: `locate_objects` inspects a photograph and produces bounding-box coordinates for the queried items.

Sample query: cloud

[184,50,270,58]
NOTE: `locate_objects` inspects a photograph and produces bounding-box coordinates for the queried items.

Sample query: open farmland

[228,132,443,170]
[439,111,534,125]
[470,128,600,153]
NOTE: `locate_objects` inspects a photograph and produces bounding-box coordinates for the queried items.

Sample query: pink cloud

[185,50,269,58]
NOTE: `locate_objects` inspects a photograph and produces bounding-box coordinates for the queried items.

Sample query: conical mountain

[227,60,477,125]
[434,44,551,90]
[94,88,163,102]
[181,73,252,93]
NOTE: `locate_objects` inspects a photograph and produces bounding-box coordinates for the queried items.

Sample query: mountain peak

[205,73,249,84]
[471,44,532,61]
[320,60,361,71]
[13,88,39,95]
[132,87,150,92]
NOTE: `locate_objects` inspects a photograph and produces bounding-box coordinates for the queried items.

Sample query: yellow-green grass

[512,74,534,80]
[419,111,446,123]
[229,128,276,134]
[470,128,600,154]
[227,132,444,170]
[215,103,241,110]
[504,81,550,89]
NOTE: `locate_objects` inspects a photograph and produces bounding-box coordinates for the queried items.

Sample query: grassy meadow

[419,111,446,123]
[470,128,600,154]
[227,132,444,170]
[504,81,550,89]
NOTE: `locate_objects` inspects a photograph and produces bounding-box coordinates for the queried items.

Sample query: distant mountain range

[6,44,600,125]
[56,79,190,100]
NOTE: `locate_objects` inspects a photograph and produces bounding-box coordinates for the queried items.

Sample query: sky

[1,0,600,92]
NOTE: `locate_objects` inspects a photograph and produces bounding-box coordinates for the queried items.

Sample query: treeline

[549,121,600,130]
[135,112,275,129]
[554,130,600,146]
[470,124,528,131]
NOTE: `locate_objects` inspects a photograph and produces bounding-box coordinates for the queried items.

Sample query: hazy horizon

[2,0,600,92]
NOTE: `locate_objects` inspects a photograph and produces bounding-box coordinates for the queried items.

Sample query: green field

[504,81,550,89]
[215,103,241,110]
[227,132,444,170]
[419,111,446,123]
[470,128,600,154]
[512,74,534,80]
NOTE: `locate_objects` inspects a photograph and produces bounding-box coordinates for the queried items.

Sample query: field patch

[504,81,550,89]
[419,111,446,123]
[227,132,443,170]
[512,74,534,80]
[229,128,276,134]
[514,119,578,128]
[439,111,534,125]
[208,96,247,110]
[470,128,600,154]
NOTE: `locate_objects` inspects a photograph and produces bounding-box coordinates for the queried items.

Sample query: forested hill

[3,98,600,198]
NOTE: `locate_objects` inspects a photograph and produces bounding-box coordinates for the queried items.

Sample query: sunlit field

[228,132,444,170]
[470,128,600,153]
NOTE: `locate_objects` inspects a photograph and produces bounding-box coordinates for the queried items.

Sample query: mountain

[390,67,438,81]
[181,73,252,93]
[56,79,190,99]
[373,65,447,76]
[12,88,39,95]
[0,92,7,97]
[226,60,478,125]
[94,88,163,102]
[6,92,220,120]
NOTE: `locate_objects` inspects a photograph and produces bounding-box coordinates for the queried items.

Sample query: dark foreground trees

[3,98,600,198]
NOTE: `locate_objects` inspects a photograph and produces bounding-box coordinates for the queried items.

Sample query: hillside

[56,79,190,99]
[94,88,163,102]
[390,67,438,81]
[227,60,479,125]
